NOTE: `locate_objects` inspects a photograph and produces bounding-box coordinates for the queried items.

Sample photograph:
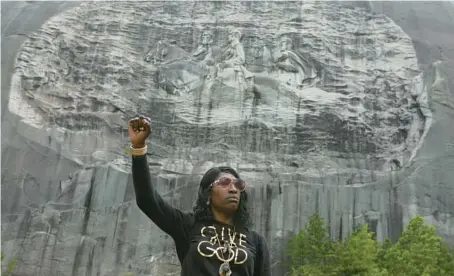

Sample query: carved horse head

[144,40,191,65]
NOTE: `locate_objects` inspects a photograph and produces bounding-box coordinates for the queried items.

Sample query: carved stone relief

[7,1,432,171]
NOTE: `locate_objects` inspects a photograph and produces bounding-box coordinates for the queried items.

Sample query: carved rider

[273,34,316,88]
[191,30,221,80]
[217,28,253,83]
[192,30,221,65]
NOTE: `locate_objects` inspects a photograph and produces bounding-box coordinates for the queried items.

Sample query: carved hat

[200,29,214,39]
[228,27,242,39]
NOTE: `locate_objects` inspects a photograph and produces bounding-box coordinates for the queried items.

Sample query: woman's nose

[228,183,238,192]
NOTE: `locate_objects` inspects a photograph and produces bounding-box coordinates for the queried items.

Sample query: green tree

[335,224,386,276]
[438,243,454,275]
[382,216,446,276]
[287,213,337,275]
[291,264,326,276]
[377,237,392,268]
[287,214,454,276]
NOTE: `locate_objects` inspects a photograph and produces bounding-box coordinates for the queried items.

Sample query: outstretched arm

[132,154,193,238]
[129,116,194,239]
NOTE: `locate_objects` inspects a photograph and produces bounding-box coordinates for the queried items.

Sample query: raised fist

[128,115,152,148]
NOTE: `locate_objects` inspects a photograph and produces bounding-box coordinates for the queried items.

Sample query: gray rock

[1,1,454,276]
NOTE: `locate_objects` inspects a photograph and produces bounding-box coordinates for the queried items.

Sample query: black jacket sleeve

[254,233,271,276]
[131,154,194,239]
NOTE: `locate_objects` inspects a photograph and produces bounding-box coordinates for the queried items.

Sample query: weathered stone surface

[1,1,454,276]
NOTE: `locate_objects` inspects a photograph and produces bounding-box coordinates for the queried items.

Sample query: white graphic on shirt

[197,225,248,264]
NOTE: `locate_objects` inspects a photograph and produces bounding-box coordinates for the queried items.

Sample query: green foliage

[288,213,333,267]
[287,213,339,275]
[287,214,454,276]
[377,237,392,268]
[438,243,454,275]
[381,216,454,276]
[1,252,17,276]
[291,264,327,276]
[335,224,382,275]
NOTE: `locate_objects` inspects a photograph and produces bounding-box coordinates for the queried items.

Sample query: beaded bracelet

[130,145,147,156]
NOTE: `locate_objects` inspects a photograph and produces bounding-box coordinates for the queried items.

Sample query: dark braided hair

[193,166,251,227]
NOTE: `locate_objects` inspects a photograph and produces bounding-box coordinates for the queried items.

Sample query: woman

[128,115,271,276]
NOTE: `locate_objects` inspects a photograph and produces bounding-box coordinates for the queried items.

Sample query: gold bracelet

[130,145,147,156]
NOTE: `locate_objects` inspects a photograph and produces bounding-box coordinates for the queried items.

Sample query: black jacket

[132,155,271,276]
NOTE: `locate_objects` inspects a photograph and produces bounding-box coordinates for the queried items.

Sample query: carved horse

[144,40,209,95]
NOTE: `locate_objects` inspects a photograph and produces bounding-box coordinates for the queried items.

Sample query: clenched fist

[128,115,152,148]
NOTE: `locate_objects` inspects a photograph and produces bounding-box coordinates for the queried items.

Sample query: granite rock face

[2,1,454,276]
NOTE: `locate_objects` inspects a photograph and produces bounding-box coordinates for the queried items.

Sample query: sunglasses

[210,177,246,192]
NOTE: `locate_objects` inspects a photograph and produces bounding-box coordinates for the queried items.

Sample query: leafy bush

[288,214,454,276]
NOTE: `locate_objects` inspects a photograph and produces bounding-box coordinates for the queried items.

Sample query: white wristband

[130,145,147,156]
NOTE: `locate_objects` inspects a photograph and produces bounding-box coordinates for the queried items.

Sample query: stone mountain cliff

[2,1,454,276]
